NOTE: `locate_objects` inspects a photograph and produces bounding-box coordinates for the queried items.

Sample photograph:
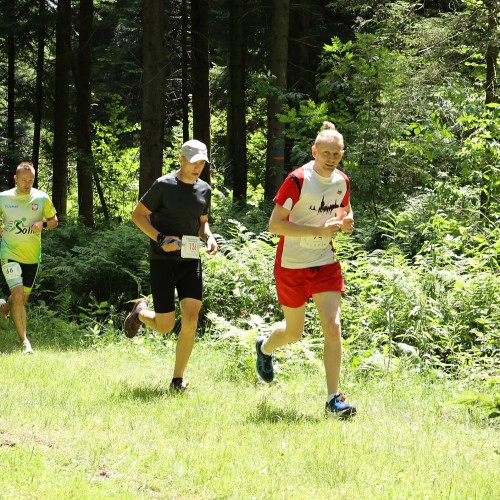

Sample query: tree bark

[264,0,290,200]
[75,0,95,226]
[229,0,247,205]
[139,0,166,197]
[191,0,211,185]
[481,0,499,219]
[52,0,72,216]
[6,0,17,187]
[181,0,190,142]
[286,0,322,173]
[288,0,319,97]
[32,0,46,184]
[485,0,498,105]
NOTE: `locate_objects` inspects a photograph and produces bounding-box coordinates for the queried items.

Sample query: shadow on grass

[0,325,92,353]
[115,382,190,402]
[247,399,320,424]
[0,334,21,355]
[0,305,121,353]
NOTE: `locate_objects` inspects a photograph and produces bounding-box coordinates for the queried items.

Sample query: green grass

[0,320,498,499]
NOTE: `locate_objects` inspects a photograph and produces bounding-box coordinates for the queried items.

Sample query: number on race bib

[181,235,200,259]
[299,236,331,250]
[2,262,22,280]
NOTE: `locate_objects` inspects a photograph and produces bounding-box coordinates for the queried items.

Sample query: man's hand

[160,237,182,252]
[205,235,218,255]
[328,210,354,234]
[340,211,354,232]
[320,219,342,238]
[321,211,354,238]
[30,221,44,233]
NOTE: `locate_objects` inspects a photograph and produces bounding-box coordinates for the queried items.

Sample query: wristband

[157,232,166,246]
[164,237,182,248]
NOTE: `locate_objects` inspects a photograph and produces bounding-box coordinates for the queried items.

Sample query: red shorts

[274,261,344,308]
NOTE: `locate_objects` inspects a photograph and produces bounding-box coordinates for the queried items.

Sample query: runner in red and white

[274,161,350,269]
[255,121,357,418]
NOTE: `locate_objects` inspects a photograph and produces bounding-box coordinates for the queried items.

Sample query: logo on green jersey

[8,218,35,235]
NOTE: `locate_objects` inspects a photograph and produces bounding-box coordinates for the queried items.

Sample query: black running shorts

[1,259,39,293]
[149,258,203,313]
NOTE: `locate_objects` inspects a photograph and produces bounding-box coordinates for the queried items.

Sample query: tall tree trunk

[191,0,211,185]
[481,0,499,219]
[181,0,189,142]
[485,0,498,106]
[75,0,95,226]
[32,0,46,184]
[6,0,16,187]
[286,0,320,173]
[52,0,72,216]
[229,0,247,205]
[139,0,166,197]
[288,0,317,97]
[264,0,290,200]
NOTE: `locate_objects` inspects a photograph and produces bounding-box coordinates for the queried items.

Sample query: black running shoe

[169,378,189,392]
[255,337,274,383]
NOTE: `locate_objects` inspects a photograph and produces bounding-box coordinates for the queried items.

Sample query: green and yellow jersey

[0,188,57,264]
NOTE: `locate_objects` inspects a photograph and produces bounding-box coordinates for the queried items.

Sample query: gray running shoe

[123,299,147,338]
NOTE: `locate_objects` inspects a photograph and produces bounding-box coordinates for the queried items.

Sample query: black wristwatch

[43,221,48,229]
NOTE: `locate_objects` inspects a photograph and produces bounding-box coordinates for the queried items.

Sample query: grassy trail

[0,335,498,499]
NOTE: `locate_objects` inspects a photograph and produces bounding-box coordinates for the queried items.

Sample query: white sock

[260,339,272,356]
[327,393,338,403]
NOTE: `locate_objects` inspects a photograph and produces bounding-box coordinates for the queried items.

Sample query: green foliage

[90,96,141,222]
[290,1,497,221]
[201,222,279,326]
[337,179,500,377]
[277,100,330,166]
[201,177,499,380]
[36,221,149,314]
[457,104,500,218]
[210,186,273,235]
[449,383,500,420]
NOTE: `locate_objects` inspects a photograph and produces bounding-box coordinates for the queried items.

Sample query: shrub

[34,221,150,315]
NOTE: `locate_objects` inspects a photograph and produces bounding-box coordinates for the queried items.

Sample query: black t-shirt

[140,172,211,260]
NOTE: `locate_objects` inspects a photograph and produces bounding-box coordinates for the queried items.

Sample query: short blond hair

[16,162,35,176]
[314,121,344,149]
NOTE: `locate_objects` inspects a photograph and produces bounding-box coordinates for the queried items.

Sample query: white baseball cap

[180,139,209,163]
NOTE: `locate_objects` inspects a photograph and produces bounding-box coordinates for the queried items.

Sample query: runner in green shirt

[0,162,58,353]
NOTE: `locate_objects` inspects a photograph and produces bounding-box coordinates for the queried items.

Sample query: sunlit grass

[0,327,498,499]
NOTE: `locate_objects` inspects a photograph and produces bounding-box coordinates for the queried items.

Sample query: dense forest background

[0,0,498,382]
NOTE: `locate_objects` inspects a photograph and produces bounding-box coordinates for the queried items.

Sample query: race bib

[299,236,331,250]
[2,261,22,280]
[181,235,200,259]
